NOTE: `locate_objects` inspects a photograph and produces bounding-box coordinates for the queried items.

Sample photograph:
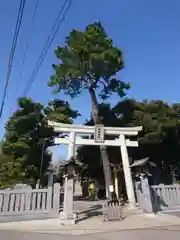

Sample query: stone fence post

[140,175,153,213]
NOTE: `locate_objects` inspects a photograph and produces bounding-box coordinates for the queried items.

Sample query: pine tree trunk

[89,87,113,200]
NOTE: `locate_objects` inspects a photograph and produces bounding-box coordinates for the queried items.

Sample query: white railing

[0,183,62,216]
[151,184,180,209]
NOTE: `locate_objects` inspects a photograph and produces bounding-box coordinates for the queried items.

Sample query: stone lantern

[130,157,156,179]
[59,157,83,223]
[46,163,57,187]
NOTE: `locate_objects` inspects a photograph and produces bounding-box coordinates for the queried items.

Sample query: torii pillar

[120,134,136,207]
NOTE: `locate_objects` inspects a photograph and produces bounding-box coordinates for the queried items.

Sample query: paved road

[1,227,180,240]
[163,211,180,218]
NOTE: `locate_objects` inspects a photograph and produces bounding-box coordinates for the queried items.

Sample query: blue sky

[0,0,180,162]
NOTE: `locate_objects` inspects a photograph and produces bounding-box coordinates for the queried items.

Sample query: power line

[23,0,72,96]
[0,0,26,118]
[15,0,39,98]
[8,0,39,118]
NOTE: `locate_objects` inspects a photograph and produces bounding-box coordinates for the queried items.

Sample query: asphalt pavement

[1,227,180,240]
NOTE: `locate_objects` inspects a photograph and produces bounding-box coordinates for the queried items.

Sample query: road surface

[1,227,180,240]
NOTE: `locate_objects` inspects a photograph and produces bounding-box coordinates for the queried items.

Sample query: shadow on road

[76,204,103,222]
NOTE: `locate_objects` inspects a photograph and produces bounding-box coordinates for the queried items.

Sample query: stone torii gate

[48,121,142,220]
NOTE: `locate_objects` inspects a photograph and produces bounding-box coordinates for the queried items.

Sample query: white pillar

[68,132,76,159]
[60,132,76,224]
[48,173,54,187]
[62,176,68,214]
[106,187,109,198]
[120,134,136,207]
[60,131,76,223]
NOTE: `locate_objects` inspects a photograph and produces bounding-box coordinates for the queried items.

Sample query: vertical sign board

[95,124,104,143]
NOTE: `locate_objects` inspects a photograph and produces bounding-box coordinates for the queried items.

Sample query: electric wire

[8,0,39,118]
[15,0,39,98]
[0,0,26,118]
[23,0,72,96]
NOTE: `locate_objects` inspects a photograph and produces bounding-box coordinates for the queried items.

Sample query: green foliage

[85,103,119,127]
[77,99,180,183]
[115,100,180,184]
[1,98,50,187]
[114,99,180,144]
[48,22,130,99]
[44,99,80,123]
[0,97,79,188]
[0,153,23,189]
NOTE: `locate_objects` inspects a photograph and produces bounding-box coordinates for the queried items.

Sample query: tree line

[77,100,180,186]
[0,98,79,188]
